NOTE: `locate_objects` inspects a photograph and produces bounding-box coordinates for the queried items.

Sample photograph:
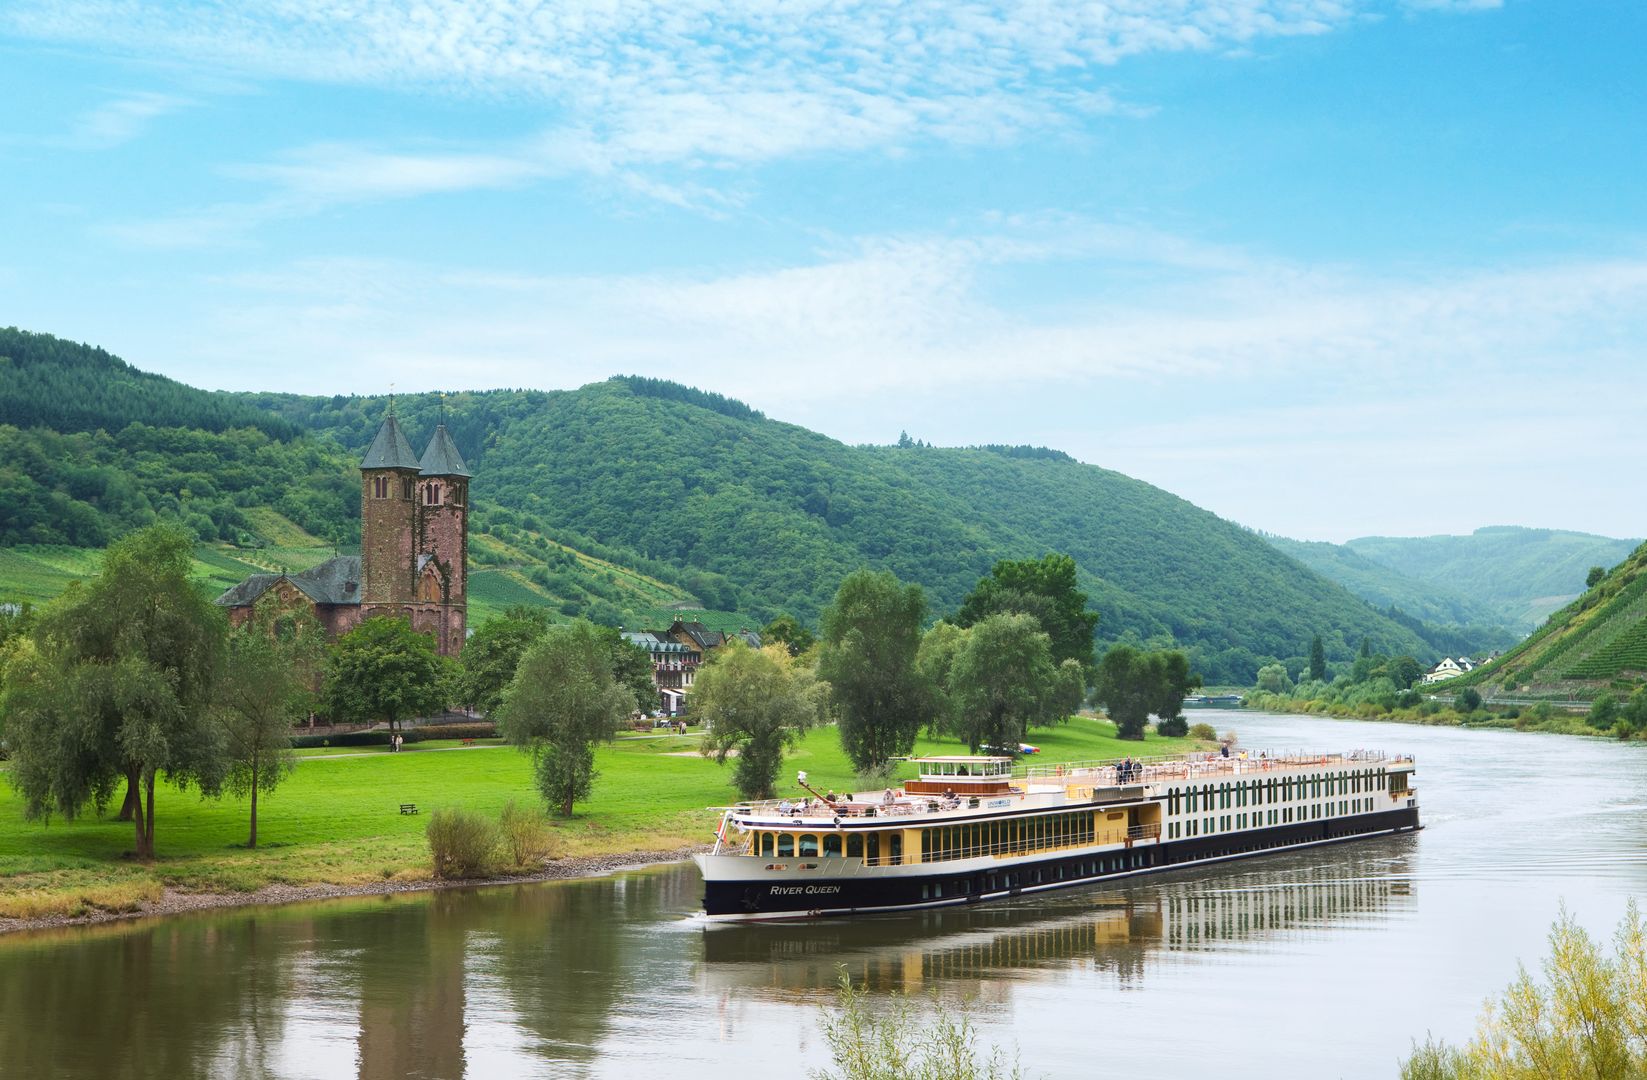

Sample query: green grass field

[0,717,1205,919]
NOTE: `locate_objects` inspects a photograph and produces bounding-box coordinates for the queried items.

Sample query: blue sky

[2,1,1643,543]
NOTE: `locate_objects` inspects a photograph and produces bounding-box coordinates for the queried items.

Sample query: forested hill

[264,376,1436,682]
[1263,535,1519,657]
[2,330,1448,683]
[0,328,294,440]
[1345,527,1640,629]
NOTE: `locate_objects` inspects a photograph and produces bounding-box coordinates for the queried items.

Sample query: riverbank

[1242,692,1614,737]
[0,716,1206,934]
[0,843,707,936]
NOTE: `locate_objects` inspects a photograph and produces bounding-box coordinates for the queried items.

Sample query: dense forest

[1,329,1486,683]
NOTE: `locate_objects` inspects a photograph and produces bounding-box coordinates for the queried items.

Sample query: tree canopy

[0,525,228,859]
[494,619,635,816]
[955,553,1098,671]
[945,613,1078,753]
[216,611,321,847]
[323,616,450,731]
[818,570,932,775]
[694,643,825,800]
[1093,644,1200,740]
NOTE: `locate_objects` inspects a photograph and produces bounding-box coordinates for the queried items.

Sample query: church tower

[416,423,471,655]
[359,410,422,607]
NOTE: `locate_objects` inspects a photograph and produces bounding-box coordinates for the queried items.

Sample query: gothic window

[423,482,443,506]
[372,475,388,499]
[401,477,414,500]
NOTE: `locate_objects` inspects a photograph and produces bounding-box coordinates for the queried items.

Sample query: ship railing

[1126,823,1162,841]
[1024,750,1403,788]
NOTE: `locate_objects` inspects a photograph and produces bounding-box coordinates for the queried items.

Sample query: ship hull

[700,806,1419,920]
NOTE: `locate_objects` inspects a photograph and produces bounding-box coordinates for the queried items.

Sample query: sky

[2,1,1643,544]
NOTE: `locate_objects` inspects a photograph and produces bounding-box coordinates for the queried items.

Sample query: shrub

[1187,722,1218,741]
[1400,904,1647,1078]
[1456,688,1482,713]
[412,721,499,741]
[498,799,558,868]
[426,808,498,879]
[1590,694,1620,731]
[291,730,391,749]
[812,969,1023,1080]
[1155,716,1188,737]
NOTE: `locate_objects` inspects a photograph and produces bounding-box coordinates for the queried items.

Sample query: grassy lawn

[0,716,1204,920]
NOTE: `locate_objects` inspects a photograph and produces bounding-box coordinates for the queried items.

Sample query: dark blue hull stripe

[703,807,1419,919]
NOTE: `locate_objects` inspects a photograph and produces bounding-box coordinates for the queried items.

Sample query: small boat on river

[696,749,1419,920]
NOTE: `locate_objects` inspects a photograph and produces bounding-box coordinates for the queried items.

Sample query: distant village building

[624,619,761,714]
[1421,656,1476,684]
[216,411,471,657]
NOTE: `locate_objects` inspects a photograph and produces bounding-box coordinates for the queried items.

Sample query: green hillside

[1,331,1457,683]
[264,375,1439,682]
[1263,535,1519,657]
[1346,526,1640,629]
[1443,541,1647,698]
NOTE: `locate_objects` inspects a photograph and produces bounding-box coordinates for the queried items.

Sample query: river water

[3,711,1645,1079]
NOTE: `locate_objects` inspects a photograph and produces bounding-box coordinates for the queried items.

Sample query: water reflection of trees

[0,915,298,1080]
[698,849,1414,997]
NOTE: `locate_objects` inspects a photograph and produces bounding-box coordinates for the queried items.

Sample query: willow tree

[695,643,825,800]
[495,619,634,816]
[947,613,1076,753]
[818,570,932,776]
[0,525,227,860]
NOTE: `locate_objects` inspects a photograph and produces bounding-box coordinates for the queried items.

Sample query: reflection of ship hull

[700,807,1418,920]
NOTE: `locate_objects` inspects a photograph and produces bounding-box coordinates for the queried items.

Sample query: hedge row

[291,721,499,750]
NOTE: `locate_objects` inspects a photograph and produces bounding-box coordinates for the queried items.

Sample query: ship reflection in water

[697,843,1414,1001]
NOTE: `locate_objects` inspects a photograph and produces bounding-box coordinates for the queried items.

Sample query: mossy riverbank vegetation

[0,717,1204,930]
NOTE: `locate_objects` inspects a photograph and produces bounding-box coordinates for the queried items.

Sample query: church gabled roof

[360,413,422,471]
[418,423,471,477]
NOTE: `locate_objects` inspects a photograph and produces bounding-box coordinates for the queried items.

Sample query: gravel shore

[0,844,710,937]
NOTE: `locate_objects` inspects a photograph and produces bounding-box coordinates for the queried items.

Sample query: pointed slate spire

[419,424,471,477]
[360,412,421,471]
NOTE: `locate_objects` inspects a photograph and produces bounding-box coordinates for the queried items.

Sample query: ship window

[888,834,902,866]
[759,833,774,857]
[847,834,863,859]
[777,834,794,857]
[822,834,841,857]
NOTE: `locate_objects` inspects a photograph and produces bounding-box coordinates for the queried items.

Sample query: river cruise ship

[696,749,1418,920]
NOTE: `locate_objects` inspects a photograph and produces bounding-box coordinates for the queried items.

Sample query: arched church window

[372,476,388,499]
[401,477,414,500]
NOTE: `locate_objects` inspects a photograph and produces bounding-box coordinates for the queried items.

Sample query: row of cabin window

[368,475,456,506]
[924,811,1103,863]
[750,811,1105,866]
[1165,797,1379,839]
[1167,768,1389,816]
[752,831,905,865]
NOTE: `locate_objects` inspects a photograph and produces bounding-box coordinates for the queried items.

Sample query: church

[216,411,471,656]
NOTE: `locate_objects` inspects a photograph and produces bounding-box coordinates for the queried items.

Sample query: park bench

[399,803,418,815]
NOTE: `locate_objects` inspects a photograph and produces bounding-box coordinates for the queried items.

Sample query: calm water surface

[4,712,1646,1079]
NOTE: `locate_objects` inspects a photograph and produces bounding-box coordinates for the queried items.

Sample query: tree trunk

[129,767,151,861]
[117,779,139,822]
[562,790,574,817]
[247,759,259,849]
[140,772,157,861]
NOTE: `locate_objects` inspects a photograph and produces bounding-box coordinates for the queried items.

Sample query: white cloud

[171,218,1647,407]
[47,90,192,149]
[8,2,1360,173]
